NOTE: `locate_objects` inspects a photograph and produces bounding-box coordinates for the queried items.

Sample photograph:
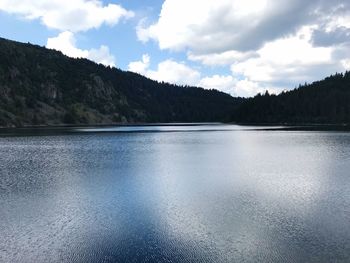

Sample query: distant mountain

[231,72,350,124]
[0,37,242,127]
[2,37,349,128]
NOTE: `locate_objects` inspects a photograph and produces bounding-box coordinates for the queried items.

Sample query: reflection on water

[0,125,350,262]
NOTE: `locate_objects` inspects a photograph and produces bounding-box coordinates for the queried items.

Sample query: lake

[1,124,350,262]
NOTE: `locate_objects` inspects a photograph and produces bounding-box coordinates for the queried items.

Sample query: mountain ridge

[1,36,349,128]
[230,72,350,124]
[0,37,242,127]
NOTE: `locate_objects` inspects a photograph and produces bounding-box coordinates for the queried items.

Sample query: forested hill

[0,37,242,127]
[231,72,350,124]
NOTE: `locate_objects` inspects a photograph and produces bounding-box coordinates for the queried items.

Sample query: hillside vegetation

[0,37,242,127]
[1,37,349,128]
[231,72,350,124]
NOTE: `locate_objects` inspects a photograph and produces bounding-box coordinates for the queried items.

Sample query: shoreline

[0,123,349,138]
[1,121,349,129]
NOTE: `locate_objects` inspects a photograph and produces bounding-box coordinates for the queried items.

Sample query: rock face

[0,37,242,127]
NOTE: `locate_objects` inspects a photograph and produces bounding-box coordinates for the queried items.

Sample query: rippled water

[1,125,350,262]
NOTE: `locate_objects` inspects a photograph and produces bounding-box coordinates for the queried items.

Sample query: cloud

[88,46,116,68]
[136,0,350,96]
[234,79,276,98]
[342,59,350,69]
[128,55,280,97]
[128,54,150,75]
[231,26,342,87]
[47,31,116,67]
[47,31,88,58]
[312,27,350,47]
[128,55,201,86]
[0,0,134,32]
[199,75,281,97]
[138,0,312,54]
[148,60,201,86]
[139,0,350,54]
[199,75,237,94]
[143,25,343,97]
[188,50,256,66]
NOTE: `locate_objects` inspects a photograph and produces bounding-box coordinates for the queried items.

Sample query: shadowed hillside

[231,72,350,124]
[0,37,242,127]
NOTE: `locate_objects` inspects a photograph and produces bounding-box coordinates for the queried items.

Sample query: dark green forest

[231,72,350,124]
[1,37,349,127]
[0,37,242,127]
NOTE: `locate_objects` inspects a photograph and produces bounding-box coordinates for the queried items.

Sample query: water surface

[1,124,350,262]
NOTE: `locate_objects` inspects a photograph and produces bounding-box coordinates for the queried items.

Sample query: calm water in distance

[0,124,350,262]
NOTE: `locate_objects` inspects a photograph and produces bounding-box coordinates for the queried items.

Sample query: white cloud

[178,25,342,97]
[148,60,201,86]
[199,75,280,97]
[236,79,284,97]
[128,55,281,97]
[139,0,350,54]
[136,0,350,96]
[232,26,337,86]
[234,79,268,98]
[138,0,320,54]
[188,50,255,66]
[128,55,201,86]
[258,26,332,66]
[88,46,116,68]
[199,75,237,94]
[128,54,150,75]
[0,0,134,32]
[342,59,350,69]
[190,25,349,95]
[47,31,116,67]
[47,31,88,58]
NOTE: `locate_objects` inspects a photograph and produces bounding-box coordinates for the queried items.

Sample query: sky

[0,0,349,97]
